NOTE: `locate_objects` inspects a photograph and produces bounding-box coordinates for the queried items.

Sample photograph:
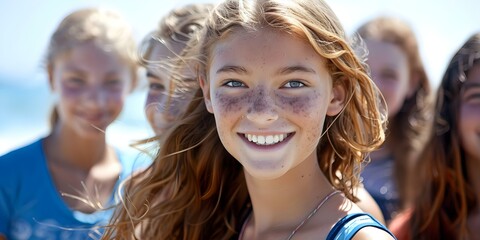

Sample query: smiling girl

[0,8,139,240]
[103,0,396,239]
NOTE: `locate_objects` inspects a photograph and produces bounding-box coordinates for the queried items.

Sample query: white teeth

[244,133,289,145]
[258,136,265,144]
[265,135,273,144]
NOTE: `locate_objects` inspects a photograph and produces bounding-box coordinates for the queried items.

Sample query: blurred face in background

[144,41,197,136]
[49,41,132,139]
[365,39,411,118]
[459,63,480,163]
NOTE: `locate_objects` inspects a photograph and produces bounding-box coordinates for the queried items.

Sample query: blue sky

[0,0,480,87]
[0,0,479,87]
[0,0,479,154]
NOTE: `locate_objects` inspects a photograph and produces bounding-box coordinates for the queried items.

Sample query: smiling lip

[153,124,174,135]
[83,115,105,124]
[238,132,295,150]
[79,113,107,126]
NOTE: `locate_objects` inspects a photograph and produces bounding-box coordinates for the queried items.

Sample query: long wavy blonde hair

[102,0,386,239]
[409,33,480,240]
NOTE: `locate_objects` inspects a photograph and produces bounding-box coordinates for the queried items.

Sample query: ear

[326,81,346,116]
[47,63,55,91]
[407,72,420,98]
[199,76,213,113]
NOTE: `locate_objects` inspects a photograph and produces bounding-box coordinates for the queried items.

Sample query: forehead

[210,28,326,70]
[144,40,185,75]
[56,41,130,71]
[147,40,185,61]
[365,39,408,66]
[146,45,195,82]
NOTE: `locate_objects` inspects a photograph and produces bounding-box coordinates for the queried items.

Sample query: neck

[466,154,480,208]
[45,122,111,171]
[244,152,336,235]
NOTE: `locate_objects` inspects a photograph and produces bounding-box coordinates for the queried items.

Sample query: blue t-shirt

[0,138,151,240]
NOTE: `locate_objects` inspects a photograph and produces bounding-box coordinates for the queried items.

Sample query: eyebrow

[215,65,248,74]
[62,65,86,75]
[63,65,122,77]
[215,65,317,75]
[146,71,160,79]
[276,65,317,75]
[463,82,480,89]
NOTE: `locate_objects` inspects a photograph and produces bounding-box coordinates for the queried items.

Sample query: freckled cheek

[212,111,237,152]
[303,126,323,150]
[59,85,83,99]
[145,91,167,109]
[275,92,322,117]
[144,93,161,123]
[213,91,250,116]
[375,81,396,97]
[170,91,197,114]
[103,90,128,107]
[460,104,480,128]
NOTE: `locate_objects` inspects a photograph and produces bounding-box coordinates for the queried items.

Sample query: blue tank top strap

[326,213,396,240]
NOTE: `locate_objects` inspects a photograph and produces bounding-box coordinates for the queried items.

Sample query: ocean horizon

[0,74,153,156]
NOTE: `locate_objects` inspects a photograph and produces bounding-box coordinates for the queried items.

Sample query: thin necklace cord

[239,190,342,240]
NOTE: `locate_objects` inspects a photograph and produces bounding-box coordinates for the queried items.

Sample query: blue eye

[225,80,245,88]
[283,81,305,88]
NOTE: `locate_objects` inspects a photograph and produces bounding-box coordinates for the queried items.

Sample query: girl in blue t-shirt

[0,7,139,240]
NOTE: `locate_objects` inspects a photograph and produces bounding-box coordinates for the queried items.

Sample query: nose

[245,88,278,124]
[370,71,378,83]
[83,86,107,109]
[162,96,179,121]
[161,82,185,121]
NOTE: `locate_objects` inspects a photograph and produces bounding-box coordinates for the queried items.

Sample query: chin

[82,130,107,139]
[243,161,291,180]
[77,124,108,138]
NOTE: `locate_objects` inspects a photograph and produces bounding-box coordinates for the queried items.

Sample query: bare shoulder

[354,185,386,224]
[336,199,395,240]
[351,227,396,240]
